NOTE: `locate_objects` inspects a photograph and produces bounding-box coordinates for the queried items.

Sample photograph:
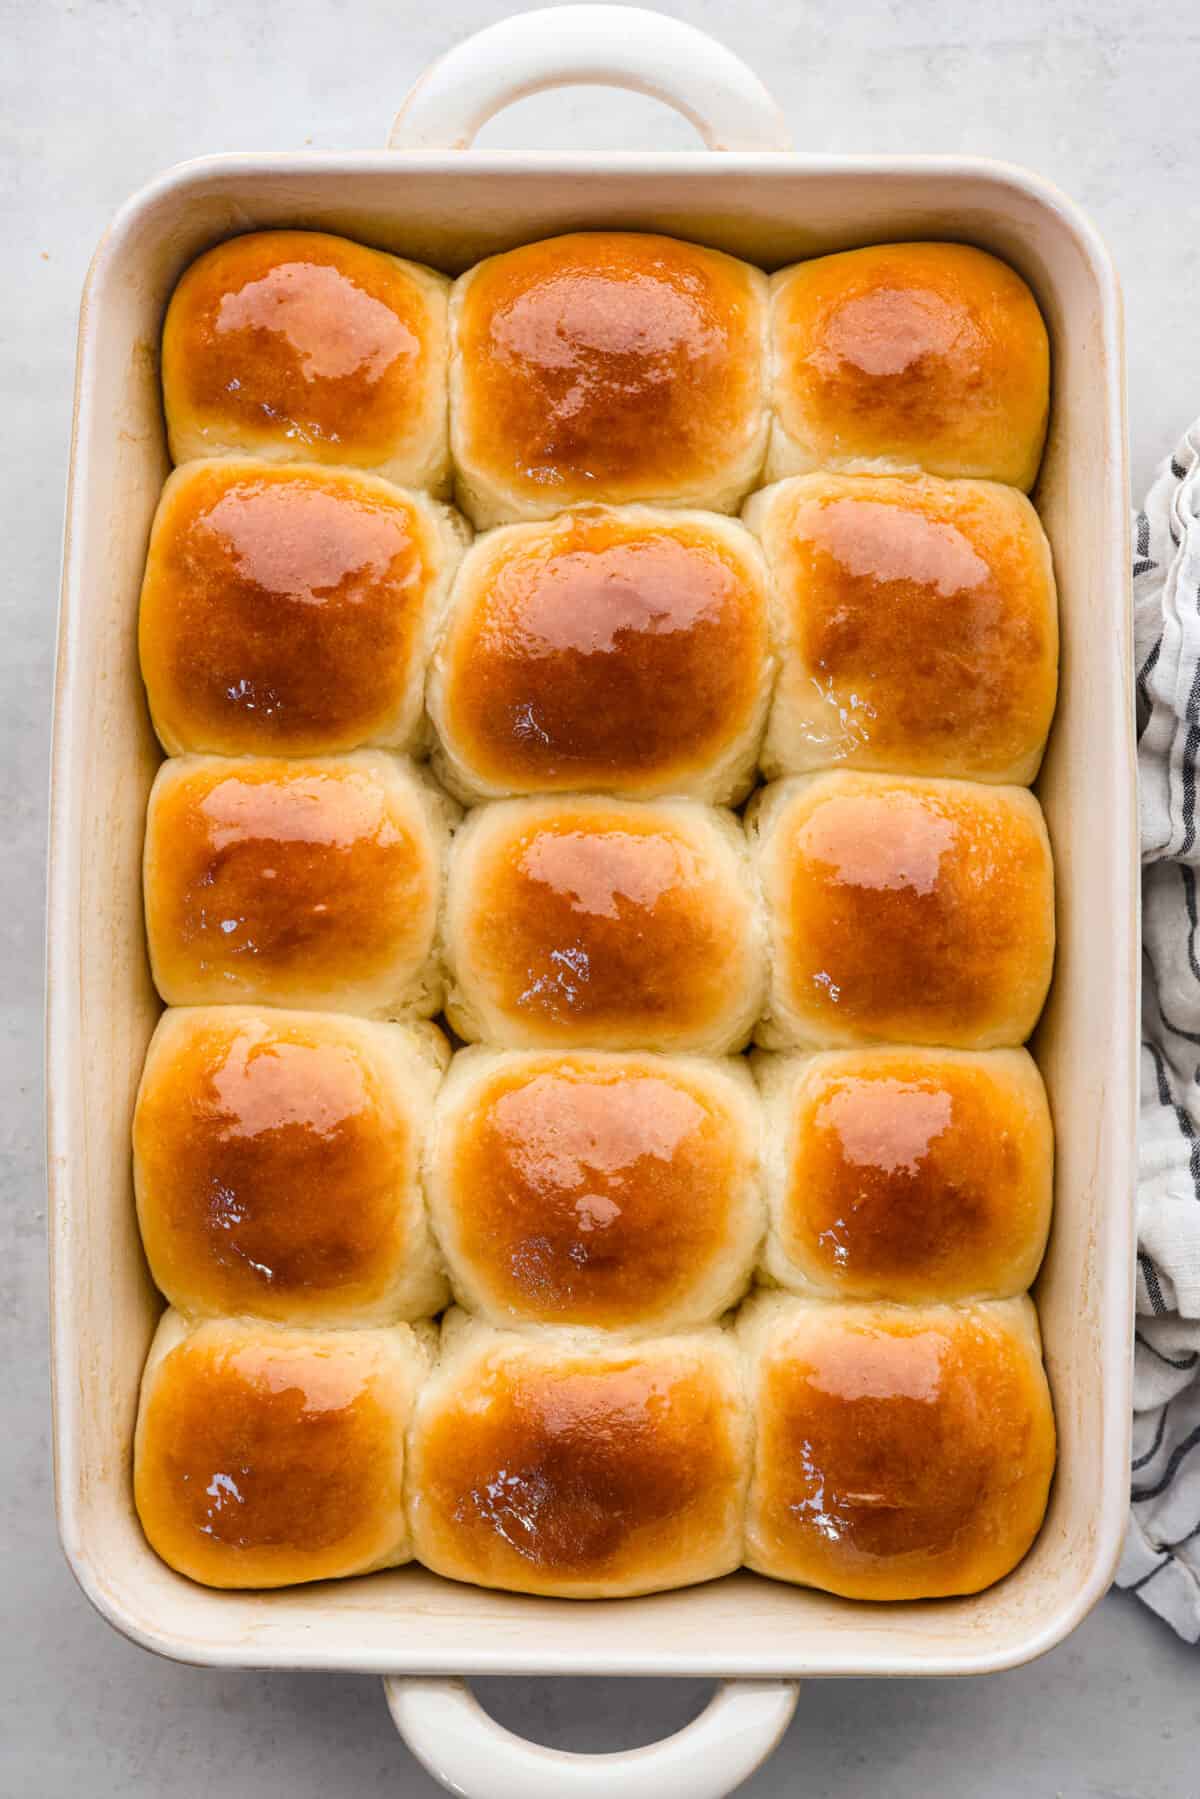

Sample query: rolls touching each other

[133,1296,1057,1599]
[131,224,1061,1611]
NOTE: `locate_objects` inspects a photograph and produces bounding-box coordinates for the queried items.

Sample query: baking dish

[47,8,1138,1793]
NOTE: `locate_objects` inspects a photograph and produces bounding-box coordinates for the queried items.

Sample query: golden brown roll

[143,752,454,1015]
[134,1007,449,1325]
[443,795,767,1053]
[428,506,773,804]
[767,243,1050,490]
[162,230,450,490]
[428,1047,763,1332]
[751,772,1054,1050]
[139,460,468,758]
[744,474,1058,784]
[755,1046,1052,1302]
[134,1311,432,1588]
[740,1292,1056,1600]
[450,232,769,528]
[408,1312,749,1597]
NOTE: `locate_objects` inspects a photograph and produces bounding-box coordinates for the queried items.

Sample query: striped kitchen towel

[1115,422,1200,1641]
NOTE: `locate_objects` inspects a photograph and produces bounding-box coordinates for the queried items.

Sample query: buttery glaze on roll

[755,1047,1052,1302]
[162,230,451,489]
[745,474,1058,783]
[751,772,1054,1051]
[450,232,769,527]
[143,751,454,1015]
[134,1008,449,1325]
[408,1312,749,1597]
[740,1292,1056,1600]
[443,795,767,1053]
[139,460,467,758]
[134,1311,432,1589]
[767,243,1050,490]
[428,1048,763,1332]
[428,507,773,804]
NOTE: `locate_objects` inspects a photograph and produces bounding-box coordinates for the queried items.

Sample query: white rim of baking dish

[48,9,1136,1795]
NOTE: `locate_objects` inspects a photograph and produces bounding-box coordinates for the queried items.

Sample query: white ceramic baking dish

[47,9,1138,1793]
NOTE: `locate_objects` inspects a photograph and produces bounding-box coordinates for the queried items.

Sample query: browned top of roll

[761,775,1054,1048]
[771,243,1049,489]
[748,1301,1055,1598]
[134,1322,411,1588]
[454,233,765,509]
[771,1048,1051,1301]
[143,755,439,1008]
[412,1336,745,1595]
[450,799,760,1050]
[134,1011,415,1318]
[439,1055,753,1328]
[435,510,769,795]
[757,475,1057,781]
[139,462,446,756]
[162,231,441,467]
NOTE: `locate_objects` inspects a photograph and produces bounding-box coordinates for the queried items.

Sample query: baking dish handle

[384,1675,798,1797]
[386,5,792,152]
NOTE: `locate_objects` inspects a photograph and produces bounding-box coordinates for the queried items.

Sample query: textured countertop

[5,1,1198,1792]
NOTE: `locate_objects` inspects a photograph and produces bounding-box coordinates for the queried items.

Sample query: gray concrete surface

[3,0,1199,1792]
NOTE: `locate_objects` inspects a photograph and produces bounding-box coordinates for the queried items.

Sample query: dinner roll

[443,795,767,1053]
[428,1047,763,1332]
[450,232,769,527]
[751,772,1054,1050]
[134,1007,449,1326]
[408,1312,749,1597]
[139,460,467,758]
[143,751,454,1015]
[162,230,450,489]
[740,1292,1056,1599]
[767,243,1050,490]
[428,507,773,804]
[755,1047,1052,1303]
[744,474,1058,783]
[134,1311,432,1588]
